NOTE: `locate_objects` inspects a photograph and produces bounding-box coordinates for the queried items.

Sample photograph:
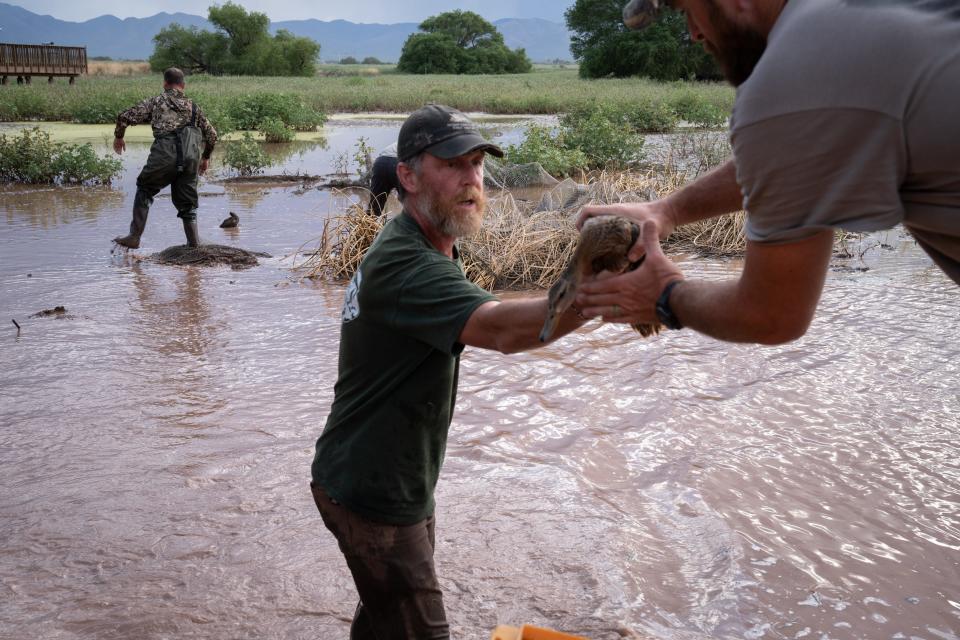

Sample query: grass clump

[505,104,645,177]
[259,116,295,143]
[222,132,271,176]
[0,127,122,184]
[222,92,327,133]
[503,124,588,178]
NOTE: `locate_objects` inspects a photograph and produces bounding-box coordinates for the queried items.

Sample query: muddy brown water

[1,119,958,640]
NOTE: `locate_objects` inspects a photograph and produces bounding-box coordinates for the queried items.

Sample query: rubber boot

[113,207,149,248]
[182,218,201,248]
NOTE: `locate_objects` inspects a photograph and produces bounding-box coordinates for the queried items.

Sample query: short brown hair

[163,67,185,86]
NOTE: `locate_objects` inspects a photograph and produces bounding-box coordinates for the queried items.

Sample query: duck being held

[540,215,660,342]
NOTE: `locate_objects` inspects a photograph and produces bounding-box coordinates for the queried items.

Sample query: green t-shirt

[311,212,497,525]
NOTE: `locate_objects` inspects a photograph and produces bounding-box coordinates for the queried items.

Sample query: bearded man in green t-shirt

[310,105,590,639]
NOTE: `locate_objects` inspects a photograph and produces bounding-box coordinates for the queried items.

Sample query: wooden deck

[0,43,87,84]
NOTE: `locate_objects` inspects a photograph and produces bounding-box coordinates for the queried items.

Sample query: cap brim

[424,132,504,160]
[623,0,664,30]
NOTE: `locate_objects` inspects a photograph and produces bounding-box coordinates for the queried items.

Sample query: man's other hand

[199,158,209,176]
[112,138,125,155]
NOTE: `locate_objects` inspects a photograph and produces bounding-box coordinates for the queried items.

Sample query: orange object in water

[491,624,588,640]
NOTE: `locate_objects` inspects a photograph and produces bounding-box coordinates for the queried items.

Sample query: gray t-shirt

[732,0,960,284]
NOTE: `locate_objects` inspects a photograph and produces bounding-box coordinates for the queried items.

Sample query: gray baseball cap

[623,0,671,30]
[397,104,504,162]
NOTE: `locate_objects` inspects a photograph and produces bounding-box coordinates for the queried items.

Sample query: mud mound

[151,244,271,270]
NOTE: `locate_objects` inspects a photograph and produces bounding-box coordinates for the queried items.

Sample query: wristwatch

[655,280,684,330]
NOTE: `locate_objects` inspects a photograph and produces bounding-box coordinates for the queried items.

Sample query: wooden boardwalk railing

[0,43,88,85]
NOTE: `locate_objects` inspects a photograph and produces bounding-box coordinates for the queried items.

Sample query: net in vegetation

[151,244,271,270]
[483,157,559,190]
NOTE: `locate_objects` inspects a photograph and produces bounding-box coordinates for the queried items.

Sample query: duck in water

[219,212,239,228]
[540,215,660,342]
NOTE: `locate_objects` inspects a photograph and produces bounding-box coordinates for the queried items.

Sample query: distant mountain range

[0,3,575,63]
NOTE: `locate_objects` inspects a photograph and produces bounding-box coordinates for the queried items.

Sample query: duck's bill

[539,312,560,343]
[623,0,670,30]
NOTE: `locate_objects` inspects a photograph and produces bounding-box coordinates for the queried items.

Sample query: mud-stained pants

[310,484,450,640]
[134,134,199,223]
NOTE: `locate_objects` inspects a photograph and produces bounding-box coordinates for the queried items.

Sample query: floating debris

[30,306,67,318]
[151,244,270,270]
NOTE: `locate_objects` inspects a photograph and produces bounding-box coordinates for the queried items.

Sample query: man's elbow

[493,335,525,355]
[754,312,813,345]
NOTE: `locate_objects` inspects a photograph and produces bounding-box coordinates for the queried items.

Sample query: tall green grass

[0,69,733,129]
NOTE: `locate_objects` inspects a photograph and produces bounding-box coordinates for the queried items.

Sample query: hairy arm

[577,222,835,345]
[577,159,743,259]
[459,297,587,354]
[671,230,834,343]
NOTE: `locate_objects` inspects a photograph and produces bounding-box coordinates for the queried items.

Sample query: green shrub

[0,127,121,184]
[51,143,124,183]
[225,92,326,132]
[627,100,680,133]
[259,116,295,143]
[503,124,588,178]
[561,105,645,169]
[223,132,270,176]
[669,92,728,128]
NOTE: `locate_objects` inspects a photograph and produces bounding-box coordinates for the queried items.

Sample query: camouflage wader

[135,131,200,223]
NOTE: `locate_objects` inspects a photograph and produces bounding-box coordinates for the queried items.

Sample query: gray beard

[416,191,483,239]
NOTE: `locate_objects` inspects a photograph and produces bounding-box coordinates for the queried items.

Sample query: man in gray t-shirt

[579,0,959,344]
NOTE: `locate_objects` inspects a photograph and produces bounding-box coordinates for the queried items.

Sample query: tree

[565,0,721,80]
[150,2,320,76]
[361,57,382,65]
[149,25,228,75]
[397,10,531,75]
[419,10,501,49]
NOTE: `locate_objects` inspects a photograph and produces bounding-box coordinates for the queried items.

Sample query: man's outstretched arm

[113,97,156,155]
[459,297,588,354]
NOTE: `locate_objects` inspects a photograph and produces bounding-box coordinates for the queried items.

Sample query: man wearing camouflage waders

[112,67,218,248]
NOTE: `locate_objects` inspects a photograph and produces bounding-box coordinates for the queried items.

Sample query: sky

[10,0,572,24]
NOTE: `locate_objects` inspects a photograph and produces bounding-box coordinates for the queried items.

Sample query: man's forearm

[461,297,587,354]
[669,279,788,343]
[670,233,833,345]
[666,158,743,227]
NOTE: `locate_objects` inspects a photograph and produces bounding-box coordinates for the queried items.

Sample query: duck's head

[539,265,580,343]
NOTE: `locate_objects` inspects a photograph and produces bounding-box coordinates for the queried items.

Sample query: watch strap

[655,280,684,330]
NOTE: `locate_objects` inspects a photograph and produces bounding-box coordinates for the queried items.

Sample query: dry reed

[89,61,152,76]
[292,171,748,291]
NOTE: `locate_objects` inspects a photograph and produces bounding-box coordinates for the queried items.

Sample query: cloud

[11,0,570,24]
